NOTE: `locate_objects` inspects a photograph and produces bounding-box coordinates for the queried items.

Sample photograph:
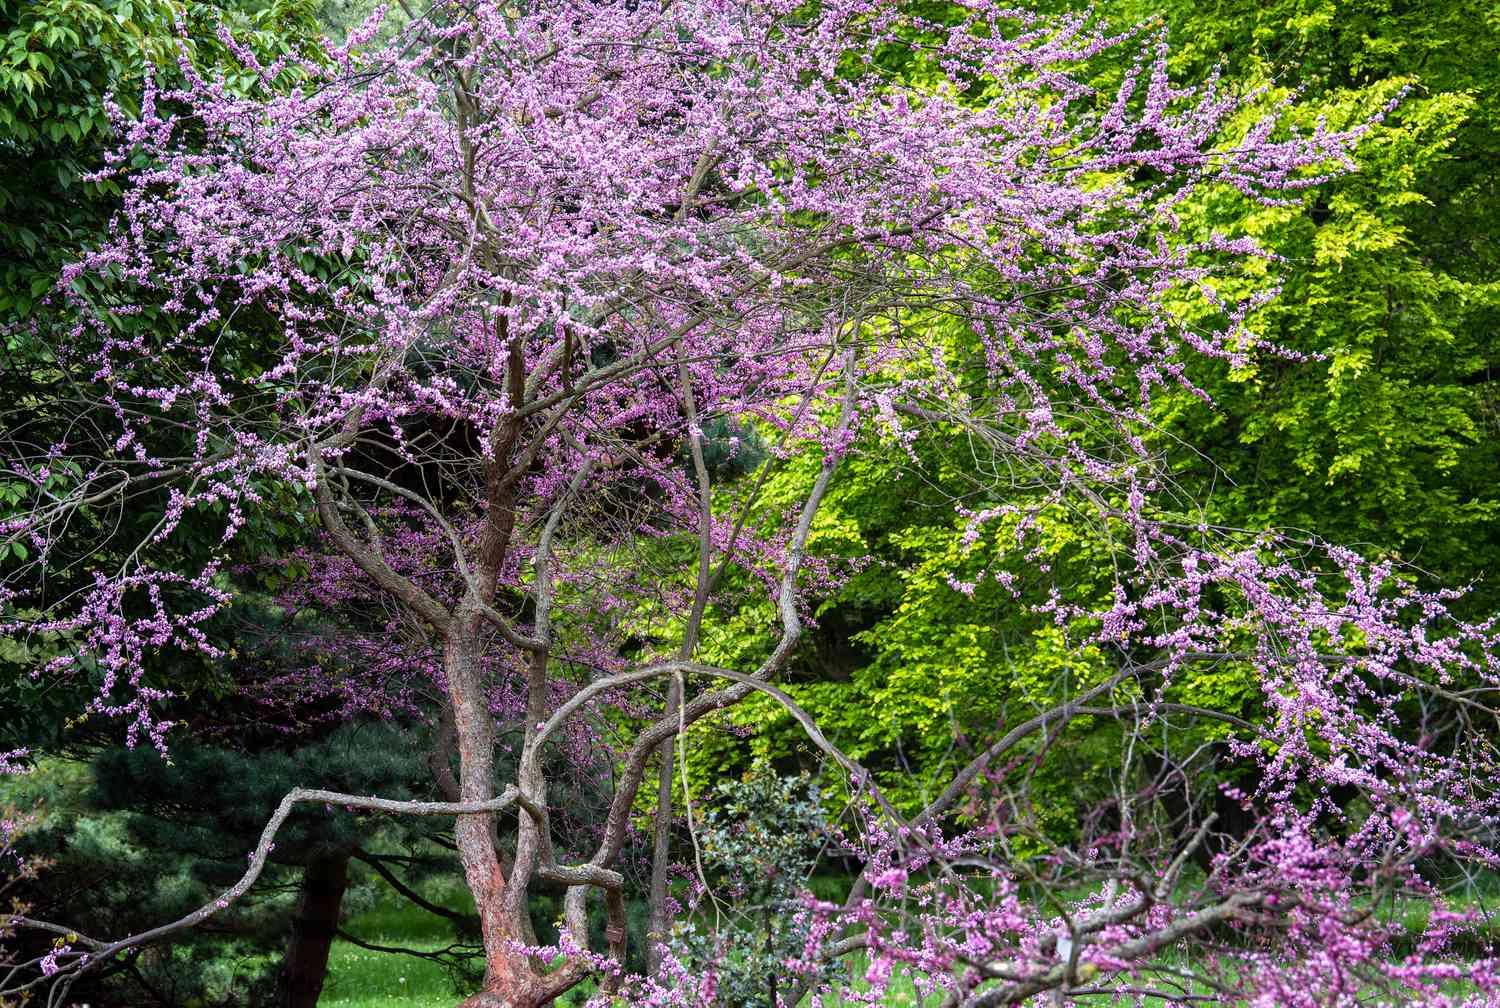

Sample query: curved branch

[309,441,452,631]
[352,850,480,929]
[334,929,484,963]
[585,347,860,870]
[333,464,476,586]
[15,787,520,999]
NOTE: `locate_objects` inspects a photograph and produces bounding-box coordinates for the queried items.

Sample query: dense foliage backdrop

[1,1,1496,1007]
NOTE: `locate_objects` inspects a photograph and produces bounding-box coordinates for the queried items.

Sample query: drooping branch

[14,787,521,1006]
[309,442,453,631]
[352,850,480,930]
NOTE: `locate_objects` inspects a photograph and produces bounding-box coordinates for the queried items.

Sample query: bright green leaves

[1128,2,1500,609]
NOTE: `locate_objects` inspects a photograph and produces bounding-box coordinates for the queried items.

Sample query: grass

[319,941,455,1008]
[318,877,472,1008]
[319,942,944,1008]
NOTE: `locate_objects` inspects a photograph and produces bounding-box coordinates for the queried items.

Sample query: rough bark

[444,623,540,999]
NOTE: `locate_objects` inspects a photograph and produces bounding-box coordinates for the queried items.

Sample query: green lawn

[319,876,472,1008]
[320,941,454,1008]
[319,941,945,1008]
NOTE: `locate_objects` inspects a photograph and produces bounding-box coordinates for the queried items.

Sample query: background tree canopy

[1,1,1497,1007]
[700,0,1500,818]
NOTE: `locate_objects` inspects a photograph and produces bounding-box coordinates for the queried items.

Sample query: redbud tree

[5,1,1500,1006]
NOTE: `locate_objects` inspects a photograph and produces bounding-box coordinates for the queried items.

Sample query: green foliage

[0,0,324,756]
[0,0,320,310]
[687,0,1500,848]
[0,725,464,1007]
[92,724,438,867]
[667,761,836,1007]
[2,757,290,1006]
[1124,0,1500,610]
[685,417,1140,835]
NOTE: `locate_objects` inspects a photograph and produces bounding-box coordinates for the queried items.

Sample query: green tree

[1131,0,1500,608]
[663,761,835,1008]
[3,723,476,1008]
[688,0,1500,832]
[0,0,320,316]
[0,0,323,754]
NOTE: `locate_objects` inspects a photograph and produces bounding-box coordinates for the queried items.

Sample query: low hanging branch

[9,789,523,1007]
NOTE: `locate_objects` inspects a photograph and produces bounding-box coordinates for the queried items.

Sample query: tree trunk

[276,851,351,1008]
[645,676,682,976]
[445,623,550,1005]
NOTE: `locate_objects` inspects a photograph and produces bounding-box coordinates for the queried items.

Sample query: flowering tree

[5,1,1500,1006]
